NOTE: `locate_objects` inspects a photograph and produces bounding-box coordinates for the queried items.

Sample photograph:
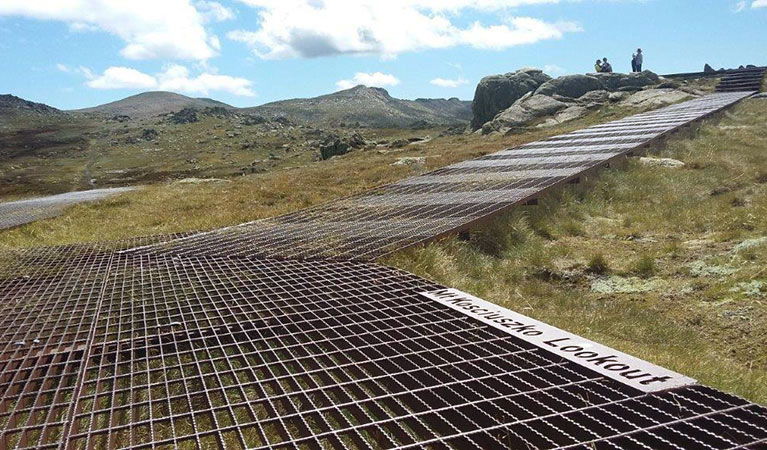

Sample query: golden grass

[384,99,767,404]
[0,101,650,249]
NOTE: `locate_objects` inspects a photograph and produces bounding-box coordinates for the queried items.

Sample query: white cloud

[752,0,767,7]
[0,0,222,60]
[157,64,256,96]
[84,65,256,97]
[543,64,566,75]
[734,1,747,12]
[430,77,469,88]
[87,66,158,90]
[229,0,580,59]
[196,1,235,22]
[336,72,401,90]
[57,63,96,79]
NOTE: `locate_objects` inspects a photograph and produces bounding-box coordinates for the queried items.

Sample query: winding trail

[0,187,136,230]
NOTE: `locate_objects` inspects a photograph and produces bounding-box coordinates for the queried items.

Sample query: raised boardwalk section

[1,92,765,449]
[133,92,751,261]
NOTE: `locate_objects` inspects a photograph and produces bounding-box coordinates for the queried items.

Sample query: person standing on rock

[635,49,643,72]
[631,52,637,72]
[601,58,613,73]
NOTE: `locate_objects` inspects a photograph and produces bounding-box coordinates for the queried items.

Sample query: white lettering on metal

[420,288,696,393]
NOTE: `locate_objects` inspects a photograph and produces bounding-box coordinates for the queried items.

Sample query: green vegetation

[0,98,655,249]
[385,99,767,404]
[586,253,609,275]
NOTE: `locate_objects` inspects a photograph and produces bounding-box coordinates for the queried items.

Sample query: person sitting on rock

[601,58,613,73]
[594,59,603,73]
[635,48,643,72]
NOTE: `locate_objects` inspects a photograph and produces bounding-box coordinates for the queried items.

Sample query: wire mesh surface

[2,91,766,450]
[2,254,766,449]
[0,188,137,231]
[131,92,754,262]
[715,68,766,93]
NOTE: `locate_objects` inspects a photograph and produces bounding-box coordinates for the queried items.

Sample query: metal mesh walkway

[715,68,766,93]
[2,92,766,449]
[131,92,752,261]
[2,253,766,449]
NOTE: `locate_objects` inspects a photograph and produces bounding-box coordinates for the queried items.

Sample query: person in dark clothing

[635,48,643,72]
[631,53,637,72]
[601,58,613,73]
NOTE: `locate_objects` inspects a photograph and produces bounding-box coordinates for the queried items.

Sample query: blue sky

[1,0,765,110]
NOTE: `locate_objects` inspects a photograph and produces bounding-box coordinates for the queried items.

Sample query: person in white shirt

[635,48,643,72]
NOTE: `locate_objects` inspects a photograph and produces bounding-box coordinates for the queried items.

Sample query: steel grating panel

[715,68,766,93]
[1,90,766,449]
[1,254,766,449]
[0,188,137,231]
[129,92,754,262]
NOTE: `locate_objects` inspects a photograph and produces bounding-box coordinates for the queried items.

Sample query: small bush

[586,254,609,275]
[632,254,657,278]
[561,220,585,237]
[731,196,746,207]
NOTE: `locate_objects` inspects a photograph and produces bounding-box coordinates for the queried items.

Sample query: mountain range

[72,91,232,118]
[1,87,471,128]
[243,85,471,127]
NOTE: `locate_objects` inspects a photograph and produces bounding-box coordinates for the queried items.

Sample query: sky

[0,0,766,110]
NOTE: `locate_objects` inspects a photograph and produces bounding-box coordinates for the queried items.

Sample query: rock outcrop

[0,94,62,116]
[318,132,368,160]
[168,108,199,124]
[474,70,670,133]
[535,75,605,99]
[622,89,692,108]
[594,71,660,91]
[639,157,685,168]
[482,95,567,134]
[471,69,551,130]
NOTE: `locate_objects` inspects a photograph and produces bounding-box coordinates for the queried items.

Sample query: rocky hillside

[73,91,234,118]
[0,94,63,117]
[243,85,471,128]
[472,69,706,134]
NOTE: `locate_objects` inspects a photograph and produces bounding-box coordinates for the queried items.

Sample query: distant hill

[6,87,471,128]
[243,86,472,127]
[73,91,234,118]
[0,94,63,116]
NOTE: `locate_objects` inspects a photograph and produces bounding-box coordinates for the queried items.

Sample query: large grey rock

[483,95,567,134]
[623,89,693,108]
[639,157,685,168]
[608,91,629,102]
[578,90,610,104]
[537,105,588,128]
[471,68,551,130]
[535,74,604,98]
[594,70,660,91]
[319,134,352,160]
[522,95,568,116]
